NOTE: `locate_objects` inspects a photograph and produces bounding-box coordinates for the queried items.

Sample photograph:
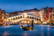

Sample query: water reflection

[23,32,27,36]
[41,25,44,36]
[3,31,9,36]
[0,25,54,36]
[47,25,50,36]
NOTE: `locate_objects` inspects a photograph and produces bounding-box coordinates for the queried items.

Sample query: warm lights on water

[0,25,54,36]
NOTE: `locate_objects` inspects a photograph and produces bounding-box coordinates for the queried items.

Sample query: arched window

[20,16,22,18]
[27,16,29,18]
[31,17,34,19]
[13,18,15,20]
[16,17,18,19]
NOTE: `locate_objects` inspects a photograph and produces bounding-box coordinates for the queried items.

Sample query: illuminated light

[28,21,30,23]
[25,21,27,23]
[3,32,8,36]
[6,14,39,24]
[23,13,27,18]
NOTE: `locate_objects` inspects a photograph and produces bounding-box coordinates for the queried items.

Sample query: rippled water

[0,25,54,36]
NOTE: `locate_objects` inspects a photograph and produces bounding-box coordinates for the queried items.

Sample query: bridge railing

[5,14,41,23]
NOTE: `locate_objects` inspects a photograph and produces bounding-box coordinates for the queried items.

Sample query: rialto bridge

[5,13,41,24]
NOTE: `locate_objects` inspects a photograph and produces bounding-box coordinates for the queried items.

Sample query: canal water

[0,25,54,36]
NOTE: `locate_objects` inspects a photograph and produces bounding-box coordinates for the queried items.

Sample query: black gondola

[20,20,34,31]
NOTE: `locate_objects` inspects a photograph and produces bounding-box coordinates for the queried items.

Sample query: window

[0,20,3,22]
[53,14,54,16]
[52,10,54,12]
[0,17,2,19]
[49,10,52,12]
[37,19,38,20]
[0,14,1,15]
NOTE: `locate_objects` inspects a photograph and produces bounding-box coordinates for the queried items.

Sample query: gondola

[20,20,34,31]
[20,24,33,30]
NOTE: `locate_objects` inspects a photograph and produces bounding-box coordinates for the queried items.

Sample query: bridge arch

[5,14,41,24]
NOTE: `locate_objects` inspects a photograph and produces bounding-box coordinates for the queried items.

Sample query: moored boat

[51,23,54,26]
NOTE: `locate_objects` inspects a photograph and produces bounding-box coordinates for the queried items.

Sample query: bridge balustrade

[6,14,41,23]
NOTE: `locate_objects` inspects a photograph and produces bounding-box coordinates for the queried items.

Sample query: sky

[0,0,54,13]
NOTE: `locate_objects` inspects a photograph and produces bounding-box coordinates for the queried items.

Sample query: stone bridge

[5,13,41,24]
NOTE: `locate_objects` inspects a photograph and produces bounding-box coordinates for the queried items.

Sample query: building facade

[6,9,41,24]
[39,7,54,24]
[6,8,54,24]
[0,7,54,25]
[0,9,7,25]
[49,8,54,23]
